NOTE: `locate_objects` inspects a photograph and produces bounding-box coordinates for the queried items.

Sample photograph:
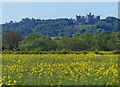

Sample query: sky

[1,0,120,2]
[1,2,118,24]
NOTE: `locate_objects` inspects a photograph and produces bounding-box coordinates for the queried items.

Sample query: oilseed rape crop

[1,52,119,85]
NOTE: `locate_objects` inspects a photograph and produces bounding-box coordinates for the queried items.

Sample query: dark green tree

[68,37,86,51]
[2,30,23,50]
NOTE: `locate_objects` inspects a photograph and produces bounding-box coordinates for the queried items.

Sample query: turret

[96,15,100,20]
[89,12,91,15]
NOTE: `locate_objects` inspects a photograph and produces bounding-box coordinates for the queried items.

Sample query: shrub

[94,49,100,54]
[81,50,88,55]
[58,49,69,54]
[2,50,13,54]
[112,50,120,54]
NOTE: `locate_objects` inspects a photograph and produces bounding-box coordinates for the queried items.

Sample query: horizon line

[1,15,118,24]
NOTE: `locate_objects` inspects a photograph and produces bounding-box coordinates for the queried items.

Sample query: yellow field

[1,52,119,85]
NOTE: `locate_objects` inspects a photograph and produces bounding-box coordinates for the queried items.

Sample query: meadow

[1,52,119,85]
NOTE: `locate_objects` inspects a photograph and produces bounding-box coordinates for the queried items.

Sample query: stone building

[74,13,100,25]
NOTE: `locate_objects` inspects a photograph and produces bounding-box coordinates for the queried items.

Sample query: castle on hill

[74,13,100,25]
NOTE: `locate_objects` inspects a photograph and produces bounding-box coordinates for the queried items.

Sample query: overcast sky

[1,2,118,24]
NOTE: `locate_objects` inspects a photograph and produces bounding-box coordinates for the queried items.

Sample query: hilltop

[2,16,120,37]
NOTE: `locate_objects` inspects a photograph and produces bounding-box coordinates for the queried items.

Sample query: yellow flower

[14,80,17,83]
[2,53,119,85]
[19,76,21,78]
[99,77,101,79]
[0,83,2,86]
[8,76,10,79]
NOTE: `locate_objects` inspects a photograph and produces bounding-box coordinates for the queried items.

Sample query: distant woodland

[1,16,120,52]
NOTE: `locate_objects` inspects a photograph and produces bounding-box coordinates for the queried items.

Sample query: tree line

[1,30,120,51]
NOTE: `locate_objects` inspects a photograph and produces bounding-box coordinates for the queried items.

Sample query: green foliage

[2,50,13,54]
[68,37,86,51]
[2,30,120,52]
[2,18,74,37]
[21,35,57,51]
[57,49,69,54]
[2,17,119,37]
[81,50,88,55]
[112,50,120,54]
[55,36,70,50]
[2,30,23,50]
[94,49,100,54]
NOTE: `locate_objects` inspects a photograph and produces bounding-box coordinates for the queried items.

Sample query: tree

[68,37,86,51]
[79,32,93,50]
[55,36,70,50]
[92,31,117,51]
[2,30,23,50]
[23,34,57,51]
